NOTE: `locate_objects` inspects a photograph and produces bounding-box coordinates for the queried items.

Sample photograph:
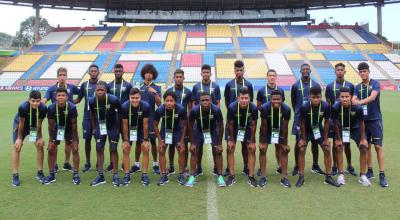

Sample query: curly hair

[140,64,158,80]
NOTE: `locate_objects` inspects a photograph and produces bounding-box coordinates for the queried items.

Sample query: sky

[0,3,399,41]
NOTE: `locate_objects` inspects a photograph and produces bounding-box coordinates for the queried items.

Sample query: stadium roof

[1,0,399,11]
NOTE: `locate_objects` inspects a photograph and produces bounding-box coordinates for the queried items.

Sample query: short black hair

[301,63,310,69]
[29,90,41,99]
[339,86,351,94]
[201,64,211,71]
[174,68,184,76]
[310,86,322,96]
[239,87,249,96]
[89,64,99,71]
[163,90,177,101]
[270,89,282,98]
[141,64,158,80]
[114,63,124,69]
[96,80,108,89]
[234,60,244,68]
[200,91,211,98]
[335,63,346,69]
[357,62,369,71]
[56,87,68,95]
[267,69,277,75]
[129,87,140,96]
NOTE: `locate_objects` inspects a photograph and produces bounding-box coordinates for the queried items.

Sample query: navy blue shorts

[291,117,300,136]
[331,128,361,146]
[148,118,156,141]
[194,127,219,148]
[296,133,324,146]
[260,133,286,145]
[365,119,383,146]
[94,123,120,150]
[82,118,93,140]
[12,117,30,143]
[50,131,79,145]
[225,125,251,143]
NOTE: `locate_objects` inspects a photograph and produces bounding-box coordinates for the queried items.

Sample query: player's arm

[250,120,257,143]
[188,117,195,145]
[290,85,297,110]
[17,117,25,141]
[143,117,149,140]
[153,120,163,148]
[322,117,330,144]
[259,118,268,144]
[48,118,55,141]
[217,119,224,146]
[215,86,221,107]
[74,85,84,104]
[122,118,129,142]
[357,90,378,105]
[90,107,96,134]
[180,119,188,145]
[37,118,44,139]
[71,116,78,143]
[224,84,230,109]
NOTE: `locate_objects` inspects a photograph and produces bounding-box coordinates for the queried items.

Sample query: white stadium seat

[264,53,294,76]
[119,53,172,61]
[339,29,366,43]
[37,31,76,45]
[309,37,339,46]
[186,38,206,46]
[40,62,93,79]
[326,29,348,43]
[241,28,277,37]
[0,72,24,86]
[150,32,168,41]
[384,53,400,63]
[82,31,108,36]
[207,38,232,43]
[375,61,400,79]
[182,67,216,82]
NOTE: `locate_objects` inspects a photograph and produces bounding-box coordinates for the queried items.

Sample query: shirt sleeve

[78,82,85,100]
[143,105,150,119]
[72,85,80,95]
[251,106,258,120]
[18,104,27,118]
[190,85,197,102]
[44,88,52,100]
[224,83,230,100]
[283,106,291,121]
[39,104,47,119]
[281,88,286,102]
[227,105,234,121]
[354,84,360,98]
[325,85,332,104]
[47,106,55,120]
[323,103,330,119]
[214,85,221,101]
[215,108,223,123]
[290,84,297,104]
[153,106,162,122]
[70,105,78,118]
[189,108,196,122]
[260,105,267,119]
[256,88,263,103]
[372,81,380,93]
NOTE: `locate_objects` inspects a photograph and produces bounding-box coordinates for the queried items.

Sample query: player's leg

[110,138,120,186]
[176,144,186,185]
[157,143,169,186]
[279,144,291,187]
[82,119,92,172]
[321,142,339,187]
[311,140,324,175]
[70,138,81,185]
[131,141,141,173]
[140,140,151,186]
[150,137,160,174]
[168,143,175,175]
[275,144,281,173]
[296,139,307,187]
[241,141,249,176]
[344,143,356,175]
[90,137,106,186]
[63,141,72,171]
[43,140,58,184]
[247,142,257,187]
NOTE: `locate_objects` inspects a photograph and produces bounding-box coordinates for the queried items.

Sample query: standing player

[296,87,339,187]
[131,64,162,175]
[42,87,81,185]
[74,64,100,172]
[332,87,370,186]
[191,64,221,176]
[226,87,258,187]
[42,67,79,172]
[89,81,121,186]
[12,91,47,186]
[120,88,151,186]
[185,92,225,187]
[325,63,356,176]
[290,63,323,176]
[259,90,291,188]
[256,69,285,176]
[352,62,388,187]
[223,60,254,177]
[105,63,132,172]
[165,69,192,175]
[153,91,188,185]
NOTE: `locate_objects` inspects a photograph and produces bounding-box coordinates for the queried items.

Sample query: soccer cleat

[295,175,305,187]
[225,176,236,187]
[12,174,20,187]
[291,166,299,176]
[247,176,258,188]
[345,165,357,176]
[331,166,338,176]
[324,175,340,187]
[256,168,262,177]
[311,164,325,175]
[185,175,196,187]
[90,175,106,187]
[366,168,375,179]
[36,171,45,182]
[337,174,345,185]
[195,167,203,177]
[42,173,56,185]
[379,173,389,188]
[141,174,150,186]
[72,173,81,185]
[157,174,169,186]
[242,167,249,177]
[113,174,120,187]
[63,163,73,172]
[129,165,141,173]
[280,177,291,188]
[217,175,226,187]
[259,177,267,188]
[82,162,92,173]
[276,166,282,174]
[106,163,113,172]
[153,165,161,175]
[222,167,230,177]
[54,164,59,174]
[358,175,372,187]
[212,167,219,177]
[168,166,175,176]
[183,169,190,178]
[177,174,186,185]
[122,173,131,186]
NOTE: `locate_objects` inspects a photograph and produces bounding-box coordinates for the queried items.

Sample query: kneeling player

[332,87,370,186]
[296,87,339,187]
[43,87,80,185]
[121,88,151,186]
[12,91,47,186]
[259,90,291,188]
[154,91,187,185]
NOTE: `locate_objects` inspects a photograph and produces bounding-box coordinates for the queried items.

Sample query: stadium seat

[294,38,315,50]
[240,27,277,37]
[0,72,24,86]
[116,61,139,73]
[40,61,93,79]
[3,54,43,72]
[68,36,104,51]
[207,25,231,37]
[264,53,295,76]
[375,61,400,79]
[111,26,129,42]
[339,29,366,43]
[238,37,266,51]
[37,31,76,45]
[126,26,154,41]
[243,58,268,79]
[264,38,295,51]
[181,54,202,67]
[57,54,98,62]
[384,53,400,63]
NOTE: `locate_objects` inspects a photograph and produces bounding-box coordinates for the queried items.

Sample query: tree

[0,32,14,49]
[12,16,52,49]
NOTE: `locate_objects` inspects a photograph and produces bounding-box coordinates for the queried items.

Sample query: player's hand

[215,145,223,153]
[248,142,256,152]
[14,138,22,152]
[122,141,131,151]
[281,144,290,153]
[259,143,267,151]
[227,140,235,152]
[147,87,157,94]
[298,139,307,148]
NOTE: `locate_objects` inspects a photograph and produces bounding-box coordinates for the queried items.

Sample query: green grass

[0,91,399,219]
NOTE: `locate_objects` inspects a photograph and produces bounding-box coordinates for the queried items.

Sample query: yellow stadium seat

[164,32,177,51]
[234,26,242,37]
[100,73,134,83]
[183,82,196,88]
[207,25,231,38]
[306,53,325,60]
[3,54,43,72]
[216,58,236,78]
[179,32,187,51]
[243,58,268,78]
[79,73,91,85]
[68,36,104,51]
[285,53,303,60]
[57,54,98,62]
[111,26,129,42]
[341,44,356,50]
[264,38,295,51]
[186,46,205,51]
[355,44,390,53]
[397,64,400,69]
[125,26,154,42]
[330,61,360,85]
[295,38,315,51]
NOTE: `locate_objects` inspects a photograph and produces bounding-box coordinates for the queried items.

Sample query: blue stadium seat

[19,55,50,80]
[32,55,59,79]
[206,43,234,51]
[30,45,60,53]
[287,26,311,37]
[123,42,165,52]
[238,37,266,51]
[368,54,388,61]
[105,53,122,72]
[354,28,380,44]
[133,61,170,82]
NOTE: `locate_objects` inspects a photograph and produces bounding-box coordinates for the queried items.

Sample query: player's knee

[359,144,368,154]
[298,146,306,154]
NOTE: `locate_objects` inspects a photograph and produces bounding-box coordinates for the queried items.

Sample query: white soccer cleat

[358,175,372,187]
[337,174,345,185]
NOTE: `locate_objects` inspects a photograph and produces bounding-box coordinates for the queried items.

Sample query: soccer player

[132,64,162,175]
[121,88,151,186]
[88,81,121,187]
[223,60,254,177]
[290,63,324,176]
[42,67,79,172]
[259,90,291,188]
[165,69,192,176]
[43,87,81,185]
[191,64,221,176]
[226,87,258,187]
[74,64,100,172]
[331,87,370,186]
[12,91,47,186]
[153,91,188,185]
[296,87,339,187]
[185,92,225,187]
[325,63,356,176]
[256,69,285,176]
[352,62,388,187]
[105,63,132,172]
